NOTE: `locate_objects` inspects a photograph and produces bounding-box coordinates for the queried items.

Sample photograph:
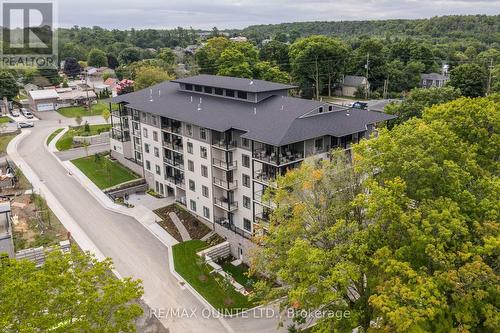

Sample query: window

[241,138,249,148]
[144,143,150,153]
[185,84,193,91]
[153,131,158,142]
[189,180,195,191]
[200,147,207,159]
[243,218,251,232]
[143,128,148,138]
[194,85,202,92]
[186,124,193,136]
[315,138,324,151]
[237,91,247,99]
[242,174,250,188]
[203,206,210,219]
[188,160,194,172]
[204,86,213,94]
[202,185,209,198]
[214,87,223,95]
[145,160,151,170]
[225,89,235,97]
[243,196,251,209]
[135,152,142,161]
[155,165,161,175]
[190,200,196,212]
[242,154,250,168]
[151,115,157,126]
[154,147,159,157]
[201,165,208,178]
[199,128,207,140]
[187,142,193,154]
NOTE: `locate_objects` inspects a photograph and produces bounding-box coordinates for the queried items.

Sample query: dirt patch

[156,217,182,242]
[154,204,211,240]
[11,193,68,251]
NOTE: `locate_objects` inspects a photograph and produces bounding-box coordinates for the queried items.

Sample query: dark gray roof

[172,74,297,93]
[421,73,449,80]
[112,80,395,146]
[343,75,367,87]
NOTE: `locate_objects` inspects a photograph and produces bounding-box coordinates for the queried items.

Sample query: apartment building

[109,74,394,261]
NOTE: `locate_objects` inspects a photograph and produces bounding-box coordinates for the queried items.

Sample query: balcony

[212,140,237,151]
[214,197,238,212]
[253,150,304,166]
[163,141,184,153]
[255,212,270,230]
[254,190,274,208]
[161,123,182,135]
[212,158,237,171]
[214,217,252,240]
[254,171,277,187]
[164,157,184,169]
[213,177,238,190]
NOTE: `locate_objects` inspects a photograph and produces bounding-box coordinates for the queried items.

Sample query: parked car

[20,108,33,119]
[10,109,20,117]
[18,121,34,128]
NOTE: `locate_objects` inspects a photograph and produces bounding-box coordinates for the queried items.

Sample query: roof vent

[197,104,202,111]
[254,107,257,115]
[149,89,153,102]
[249,80,254,85]
[190,96,193,103]
[281,105,284,111]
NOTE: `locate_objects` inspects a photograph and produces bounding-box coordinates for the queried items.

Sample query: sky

[57,0,500,30]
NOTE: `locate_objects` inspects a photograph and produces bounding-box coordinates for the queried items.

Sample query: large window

[143,128,148,138]
[194,85,202,92]
[243,218,251,232]
[225,89,235,97]
[144,143,150,153]
[153,131,158,142]
[188,160,194,172]
[200,147,207,159]
[155,165,161,175]
[201,165,208,178]
[315,138,324,151]
[242,154,250,168]
[204,86,213,94]
[242,174,250,188]
[243,196,251,209]
[187,142,193,154]
[202,185,209,198]
[189,180,195,191]
[203,206,210,219]
[154,147,159,157]
[186,124,193,136]
[185,84,193,91]
[215,88,223,95]
[200,128,207,140]
[237,91,247,99]
[190,200,196,212]
[145,160,151,170]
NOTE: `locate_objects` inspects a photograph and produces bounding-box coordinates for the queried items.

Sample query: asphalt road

[15,112,285,333]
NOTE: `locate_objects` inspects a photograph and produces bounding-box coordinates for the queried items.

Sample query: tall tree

[217,48,253,78]
[195,37,231,74]
[449,63,488,97]
[289,35,348,98]
[0,247,143,332]
[87,48,108,67]
[134,65,173,90]
[0,71,19,100]
[62,57,82,77]
[254,61,290,83]
[118,47,143,65]
[260,40,290,71]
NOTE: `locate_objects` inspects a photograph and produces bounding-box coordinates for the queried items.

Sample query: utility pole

[486,58,494,95]
[85,71,92,115]
[383,76,389,99]
[315,58,320,100]
[365,53,370,100]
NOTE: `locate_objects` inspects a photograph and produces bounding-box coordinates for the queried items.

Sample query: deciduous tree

[450,63,488,97]
[87,48,108,68]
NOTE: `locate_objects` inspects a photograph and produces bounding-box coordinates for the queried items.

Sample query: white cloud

[57,0,500,29]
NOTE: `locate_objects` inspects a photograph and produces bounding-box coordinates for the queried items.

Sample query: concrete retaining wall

[73,131,110,145]
[110,150,144,177]
[213,225,257,265]
[197,241,231,262]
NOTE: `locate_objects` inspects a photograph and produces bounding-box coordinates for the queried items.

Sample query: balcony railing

[164,157,184,169]
[255,212,270,230]
[163,141,184,153]
[214,217,252,240]
[212,158,237,170]
[214,197,238,212]
[254,190,275,208]
[213,177,238,190]
[162,124,182,135]
[253,150,304,166]
[212,140,237,150]
[254,172,277,187]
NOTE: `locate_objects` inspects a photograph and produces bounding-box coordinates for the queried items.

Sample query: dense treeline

[240,15,500,45]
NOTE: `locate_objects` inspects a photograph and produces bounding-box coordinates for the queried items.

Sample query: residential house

[421,73,449,88]
[23,83,39,93]
[28,89,59,112]
[338,75,370,97]
[109,74,394,262]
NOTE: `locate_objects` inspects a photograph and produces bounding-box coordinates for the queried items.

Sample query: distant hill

[238,15,500,44]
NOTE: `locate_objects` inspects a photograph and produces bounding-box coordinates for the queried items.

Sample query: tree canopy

[0,247,143,332]
[0,71,19,100]
[450,63,488,97]
[134,65,174,90]
[87,48,108,68]
[252,94,500,332]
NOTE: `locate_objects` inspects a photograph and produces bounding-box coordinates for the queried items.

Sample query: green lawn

[220,260,255,291]
[0,116,11,123]
[0,134,17,154]
[46,128,63,145]
[57,101,116,118]
[173,240,255,311]
[56,124,111,151]
[71,154,138,189]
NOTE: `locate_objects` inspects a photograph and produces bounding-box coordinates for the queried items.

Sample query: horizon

[55,0,500,30]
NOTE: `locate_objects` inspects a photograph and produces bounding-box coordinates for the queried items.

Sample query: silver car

[18,121,34,128]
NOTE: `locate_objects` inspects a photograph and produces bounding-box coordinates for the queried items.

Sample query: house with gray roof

[421,73,449,88]
[109,75,394,262]
[338,75,370,97]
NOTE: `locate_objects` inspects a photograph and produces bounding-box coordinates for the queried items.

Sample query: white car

[10,110,20,117]
[18,121,34,128]
[21,108,34,119]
